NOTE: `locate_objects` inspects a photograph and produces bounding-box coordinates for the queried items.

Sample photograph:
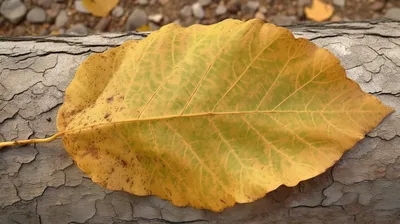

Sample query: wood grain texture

[1,21,400,223]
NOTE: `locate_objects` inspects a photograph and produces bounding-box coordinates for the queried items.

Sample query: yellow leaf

[305,0,334,22]
[82,0,119,17]
[136,24,150,32]
[53,19,392,211]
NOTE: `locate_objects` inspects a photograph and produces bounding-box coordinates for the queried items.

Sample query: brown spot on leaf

[106,96,114,103]
[87,145,99,159]
[104,113,110,119]
[121,159,127,167]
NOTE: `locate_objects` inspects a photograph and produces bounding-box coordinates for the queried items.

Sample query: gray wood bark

[1,20,400,224]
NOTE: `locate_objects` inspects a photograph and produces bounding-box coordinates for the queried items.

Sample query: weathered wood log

[1,20,400,224]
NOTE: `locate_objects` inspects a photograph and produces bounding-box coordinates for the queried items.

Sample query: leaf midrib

[64,109,380,134]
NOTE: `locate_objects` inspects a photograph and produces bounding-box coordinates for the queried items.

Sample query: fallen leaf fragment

[82,0,119,17]
[305,0,335,22]
[136,24,151,32]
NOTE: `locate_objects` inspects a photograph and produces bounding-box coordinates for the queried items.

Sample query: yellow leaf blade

[57,19,393,211]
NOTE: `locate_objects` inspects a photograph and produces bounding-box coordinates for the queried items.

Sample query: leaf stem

[0,132,64,150]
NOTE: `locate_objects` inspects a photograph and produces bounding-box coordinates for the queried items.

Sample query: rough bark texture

[1,20,400,224]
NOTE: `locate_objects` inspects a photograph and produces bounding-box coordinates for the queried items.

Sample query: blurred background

[0,0,398,36]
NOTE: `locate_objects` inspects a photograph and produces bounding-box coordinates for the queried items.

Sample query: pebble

[138,0,148,5]
[333,0,345,7]
[371,1,385,11]
[111,6,124,17]
[246,0,260,12]
[74,0,89,14]
[67,23,88,35]
[226,0,240,13]
[0,0,27,24]
[385,8,400,21]
[55,9,68,28]
[36,0,52,9]
[148,13,163,24]
[255,11,265,21]
[180,5,192,17]
[158,0,169,5]
[330,15,341,22]
[271,15,297,26]
[26,7,46,23]
[14,25,25,35]
[95,17,110,32]
[192,2,204,19]
[198,0,211,6]
[215,4,227,16]
[258,6,267,14]
[126,9,148,31]
[46,4,61,19]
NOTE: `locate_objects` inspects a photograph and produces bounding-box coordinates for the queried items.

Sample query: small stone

[13,25,25,35]
[55,9,68,28]
[95,17,110,32]
[148,13,163,24]
[255,11,265,21]
[57,28,65,34]
[198,0,211,6]
[192,2,204,19]
[158,0,169,5]
[67,23,88,35]
[287,7,296,16]
[0,0,27,24]
[258,6,267,13]
[226,0,240,13]
[138,0,148,5]
[246,0,260,12]
[46,4,61,19]
[111,6,124,17]
[330,15,341,22]
[26,7,46,23]
[126,9,148,31]
[180,17,194,27]
[149,22,160,31]
[74,0,89,14]
[36,0,52,9]
[385,8,400,21]
[371,1,385,11]
[215,4,227,15]
[271,15,297,26]
[180,5,192,17]
[333,0,345,7]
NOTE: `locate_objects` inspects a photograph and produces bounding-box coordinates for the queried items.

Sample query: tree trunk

[1,21,400,224]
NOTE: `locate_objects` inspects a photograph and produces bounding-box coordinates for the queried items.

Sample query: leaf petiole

[0,132,64,150]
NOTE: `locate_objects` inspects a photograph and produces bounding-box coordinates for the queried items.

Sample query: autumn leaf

[0,19,393,211]
[82,0,119,17]
[305,0,334,22]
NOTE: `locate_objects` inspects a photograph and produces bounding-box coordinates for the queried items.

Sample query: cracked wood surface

[0,21,400,224]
